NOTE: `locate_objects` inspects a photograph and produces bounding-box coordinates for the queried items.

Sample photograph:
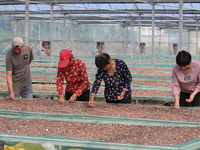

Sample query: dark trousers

[106,97,131,104]
[65,90,90,101]
[180,91,200,107]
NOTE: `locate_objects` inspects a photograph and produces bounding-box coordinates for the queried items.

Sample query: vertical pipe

[126,25,128,54]
[131,20,133,58]
[75,24,79,54]
[168,26,171,55]
[138,14,141,61]
[15,20,17,37]
[109,24,111,53]
[58,23,60,51]
[25,0,29,44]
[179,0,183,52]
[93,24,96,56]
[76,24,79,41]
[71,20,74,51]
[63,14,66,50]
[196,20,199,60]
[37,21,41,56]
[188,30,191,53]
[159,28,161,55]
[50,4,53,63]
[151,4,155,67]
[123,25,125,54]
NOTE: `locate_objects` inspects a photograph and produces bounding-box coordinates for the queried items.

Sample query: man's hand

[58,95,65,103]
[7,71,14,100]
[9,91,15,100]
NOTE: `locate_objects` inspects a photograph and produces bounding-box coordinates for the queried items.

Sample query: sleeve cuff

[123,88,128,91]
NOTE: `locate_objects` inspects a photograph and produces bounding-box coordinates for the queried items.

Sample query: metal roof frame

[1,0,200,5]
[0,1,199,30]
[1,0,199,65]
[0,0,200,31]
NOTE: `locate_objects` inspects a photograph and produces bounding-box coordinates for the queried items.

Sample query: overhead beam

[11,16,200,22]
[2,0,200,5]
[0,9,200,15]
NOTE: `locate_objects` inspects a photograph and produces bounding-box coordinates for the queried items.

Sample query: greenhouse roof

[1,0,200,30]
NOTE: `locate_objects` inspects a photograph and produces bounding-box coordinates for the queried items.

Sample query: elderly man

[6,37,34,99]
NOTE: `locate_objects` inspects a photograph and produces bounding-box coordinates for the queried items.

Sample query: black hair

[69,50,73,61]
[176,50,191,66]
[95,53,111,69]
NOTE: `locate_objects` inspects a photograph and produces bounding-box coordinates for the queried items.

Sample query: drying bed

[0,98,200,146]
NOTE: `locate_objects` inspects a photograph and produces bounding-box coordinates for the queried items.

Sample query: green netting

[0,55,176,67]
[0,72,171,82]
[0,56,174,103]
[0,69,172,74]
[0,109,199,127]
[0,74,171,89]
[0,63,175,69]
[30,55,176,63]
[0,130,200,150]
[0,55,176,62]
[0,90,174,103]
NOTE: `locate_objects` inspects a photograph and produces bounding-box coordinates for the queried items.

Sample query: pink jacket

[172,60,200,96]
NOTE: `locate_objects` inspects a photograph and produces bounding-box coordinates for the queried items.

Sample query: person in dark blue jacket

[88,53,132,107]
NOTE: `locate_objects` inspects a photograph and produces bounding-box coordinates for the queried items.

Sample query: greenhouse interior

[1,0,200,150]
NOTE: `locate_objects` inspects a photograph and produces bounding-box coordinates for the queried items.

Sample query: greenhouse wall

[0,16,199,58]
